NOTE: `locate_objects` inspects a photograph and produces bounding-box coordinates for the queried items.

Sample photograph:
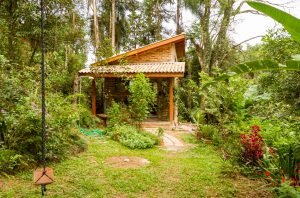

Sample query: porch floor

[142,118,171,129]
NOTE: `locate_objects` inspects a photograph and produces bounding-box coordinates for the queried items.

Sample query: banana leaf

[247,1,300,42]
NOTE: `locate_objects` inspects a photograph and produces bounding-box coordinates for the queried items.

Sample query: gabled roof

[79,62,185,78]
[91,33,185,66]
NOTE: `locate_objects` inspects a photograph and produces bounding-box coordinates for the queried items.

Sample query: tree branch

[237,10,263,15]
[233,35,264,48]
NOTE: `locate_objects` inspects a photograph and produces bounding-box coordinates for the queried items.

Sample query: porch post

[174,77,178,127]
[92,78,96,115]
[169,77,174,125]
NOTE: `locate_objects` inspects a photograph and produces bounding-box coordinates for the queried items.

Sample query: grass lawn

[0,134,273,198]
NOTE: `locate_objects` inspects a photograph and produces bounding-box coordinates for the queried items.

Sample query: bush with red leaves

[240,125,264,165]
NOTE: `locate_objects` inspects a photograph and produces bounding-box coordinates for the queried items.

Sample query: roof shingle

[79,62,185,74]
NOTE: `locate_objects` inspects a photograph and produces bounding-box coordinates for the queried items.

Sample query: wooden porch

[87,76,178,126]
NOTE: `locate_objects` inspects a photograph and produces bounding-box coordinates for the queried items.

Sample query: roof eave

[78,72,184,78]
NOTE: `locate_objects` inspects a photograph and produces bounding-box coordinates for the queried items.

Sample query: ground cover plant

[108,124,159,149]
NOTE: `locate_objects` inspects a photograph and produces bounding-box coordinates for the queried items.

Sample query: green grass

[0,134,271,198]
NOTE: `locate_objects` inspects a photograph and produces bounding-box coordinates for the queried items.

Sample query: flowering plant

[240,125,264,165]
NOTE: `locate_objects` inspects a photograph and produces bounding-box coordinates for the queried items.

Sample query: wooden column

[174,77,178,127]
[169,78,174,124]
[92,78,96,115]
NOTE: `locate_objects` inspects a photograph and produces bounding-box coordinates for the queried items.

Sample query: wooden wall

[104,78,129,111]
[110,44,174,65]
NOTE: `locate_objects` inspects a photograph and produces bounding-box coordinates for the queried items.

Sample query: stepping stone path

[162,133,185,151]
[144,128,186,151]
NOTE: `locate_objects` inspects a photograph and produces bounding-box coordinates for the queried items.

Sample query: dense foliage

[183,2,300,196]
[0,1,93,175]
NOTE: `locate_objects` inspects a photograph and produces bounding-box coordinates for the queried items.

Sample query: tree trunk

[72,12,76,30]
[209,0,234,70]
[73,74,79,104]
[7,0,17,61]
[65,44,68,69]
[92,0,99,50]
[176,0,183,34]
[28,45,37,66]
[111,0,116,53]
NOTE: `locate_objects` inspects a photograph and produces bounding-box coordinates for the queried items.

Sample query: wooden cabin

[78,33,186,127]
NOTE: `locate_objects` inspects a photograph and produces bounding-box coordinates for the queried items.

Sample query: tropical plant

[202,1,300,88]
[247,1,300,42]
[240,125,264,165]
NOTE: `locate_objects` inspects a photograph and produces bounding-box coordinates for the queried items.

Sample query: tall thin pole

[40,0,46,171]
[40,0,47,195]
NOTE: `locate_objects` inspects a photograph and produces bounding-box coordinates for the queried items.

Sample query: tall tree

[176,0,184,34]
[111,0,116,52]
[185,0,288,75]
[142,0,173,43]
[97,0,128,54]
[185,0,238,75]
[88,0,100,50]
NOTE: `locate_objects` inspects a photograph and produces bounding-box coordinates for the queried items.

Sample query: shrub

[240,125,264,165]
[156,127,164,138]
[0,93,88,174]
[0,149,27,175]
[275,182,300,198]
[128,74,156,126]
[198,124,221,144]
[106,101,131,128]
[108,124,159,149]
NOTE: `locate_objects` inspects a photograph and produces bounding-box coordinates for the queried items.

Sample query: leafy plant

[176,78,202,122]
[0,93,88,174]
[246,1,300,42]
[156,127,164,138]
[0,149,27,175]
[275,182,300,198]
[240,125,264,165]
[200,72,248,125]
[198,124,217,139]
[106,101,131,128]
[128,73,156,126]
[108,124,159,149]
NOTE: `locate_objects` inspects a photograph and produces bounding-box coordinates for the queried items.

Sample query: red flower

[265,170,271,177]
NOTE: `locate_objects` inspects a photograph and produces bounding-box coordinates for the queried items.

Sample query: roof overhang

[79,62,185,78]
